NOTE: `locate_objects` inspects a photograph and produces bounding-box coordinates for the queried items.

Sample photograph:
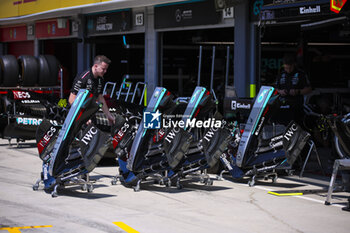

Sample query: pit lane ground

[0,139,349,233]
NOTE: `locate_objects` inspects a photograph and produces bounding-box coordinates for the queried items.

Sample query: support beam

[144,6,159,100]
[249,22,257,98]
[77,16,90,74]
[0,43,4,55]
[234,1,250,97]
[77,41,89,74]
[34,38,39,57]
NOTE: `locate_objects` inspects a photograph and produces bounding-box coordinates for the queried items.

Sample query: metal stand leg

[312,143,325,176]
[133,179,141,192]
[32,178,42,191]
[300,140,324,177]
[51,184,59,198]
[325,160,339,205]
[217,170,225,181]
[111,176,120,185]
[342,197,350,212]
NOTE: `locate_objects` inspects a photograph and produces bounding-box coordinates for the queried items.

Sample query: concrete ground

[0,138,349,233]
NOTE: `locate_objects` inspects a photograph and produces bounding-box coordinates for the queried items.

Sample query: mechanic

[275,53,312,125]
[68,55,115,125]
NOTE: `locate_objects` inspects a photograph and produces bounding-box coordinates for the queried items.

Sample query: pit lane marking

[249,184,345,208]
[113,222,139,233]
[0,225,52,233]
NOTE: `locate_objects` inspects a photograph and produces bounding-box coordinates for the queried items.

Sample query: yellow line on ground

[113,222,139,233]
[0,225,52,233]
[268,191,303,196]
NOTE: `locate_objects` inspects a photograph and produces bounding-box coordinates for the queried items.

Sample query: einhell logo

[231,100,251,110]
[299,5,321,14]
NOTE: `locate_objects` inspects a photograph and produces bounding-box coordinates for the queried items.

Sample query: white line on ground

[234,180,345,209]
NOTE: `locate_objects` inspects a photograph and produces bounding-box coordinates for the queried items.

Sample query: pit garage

[0,2,350,232]
[260,0,350,115]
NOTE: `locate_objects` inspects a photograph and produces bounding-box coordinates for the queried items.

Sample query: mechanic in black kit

[275,53,312,124]
[68,55,115,125]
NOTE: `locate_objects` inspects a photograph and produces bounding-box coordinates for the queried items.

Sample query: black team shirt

[71,69,104,97]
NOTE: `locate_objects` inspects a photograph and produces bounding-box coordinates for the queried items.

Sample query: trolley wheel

[133,185,140,192]
[81,184,87,191]
[272,176,278,183]
[32,184,39,191]
[87,184,94,193]
[176,180,183,190]
[286,169,294,176]
[133,180,141,192]
[51,191,58,198]
[111,176,118,185]
[205,179,213,186]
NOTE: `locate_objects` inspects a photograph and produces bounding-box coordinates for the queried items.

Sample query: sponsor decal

[299,5,321,14]
[13,91,31,99]
[164,127,180,144]
[254,116,265,136]
[269,135,284,148]
[203,120,226,142]
[153,129,166,143]
[37,126,56,154]
[49,120,58,125]
[21,99,40,104]
[203,128,217,142]
[283,123,298,141]
[113,122,130,148]
[231,100,251,110]
[16,117,42,125]
[231,100,237,110]
[81,126,98,145]
[271,134,284,143]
